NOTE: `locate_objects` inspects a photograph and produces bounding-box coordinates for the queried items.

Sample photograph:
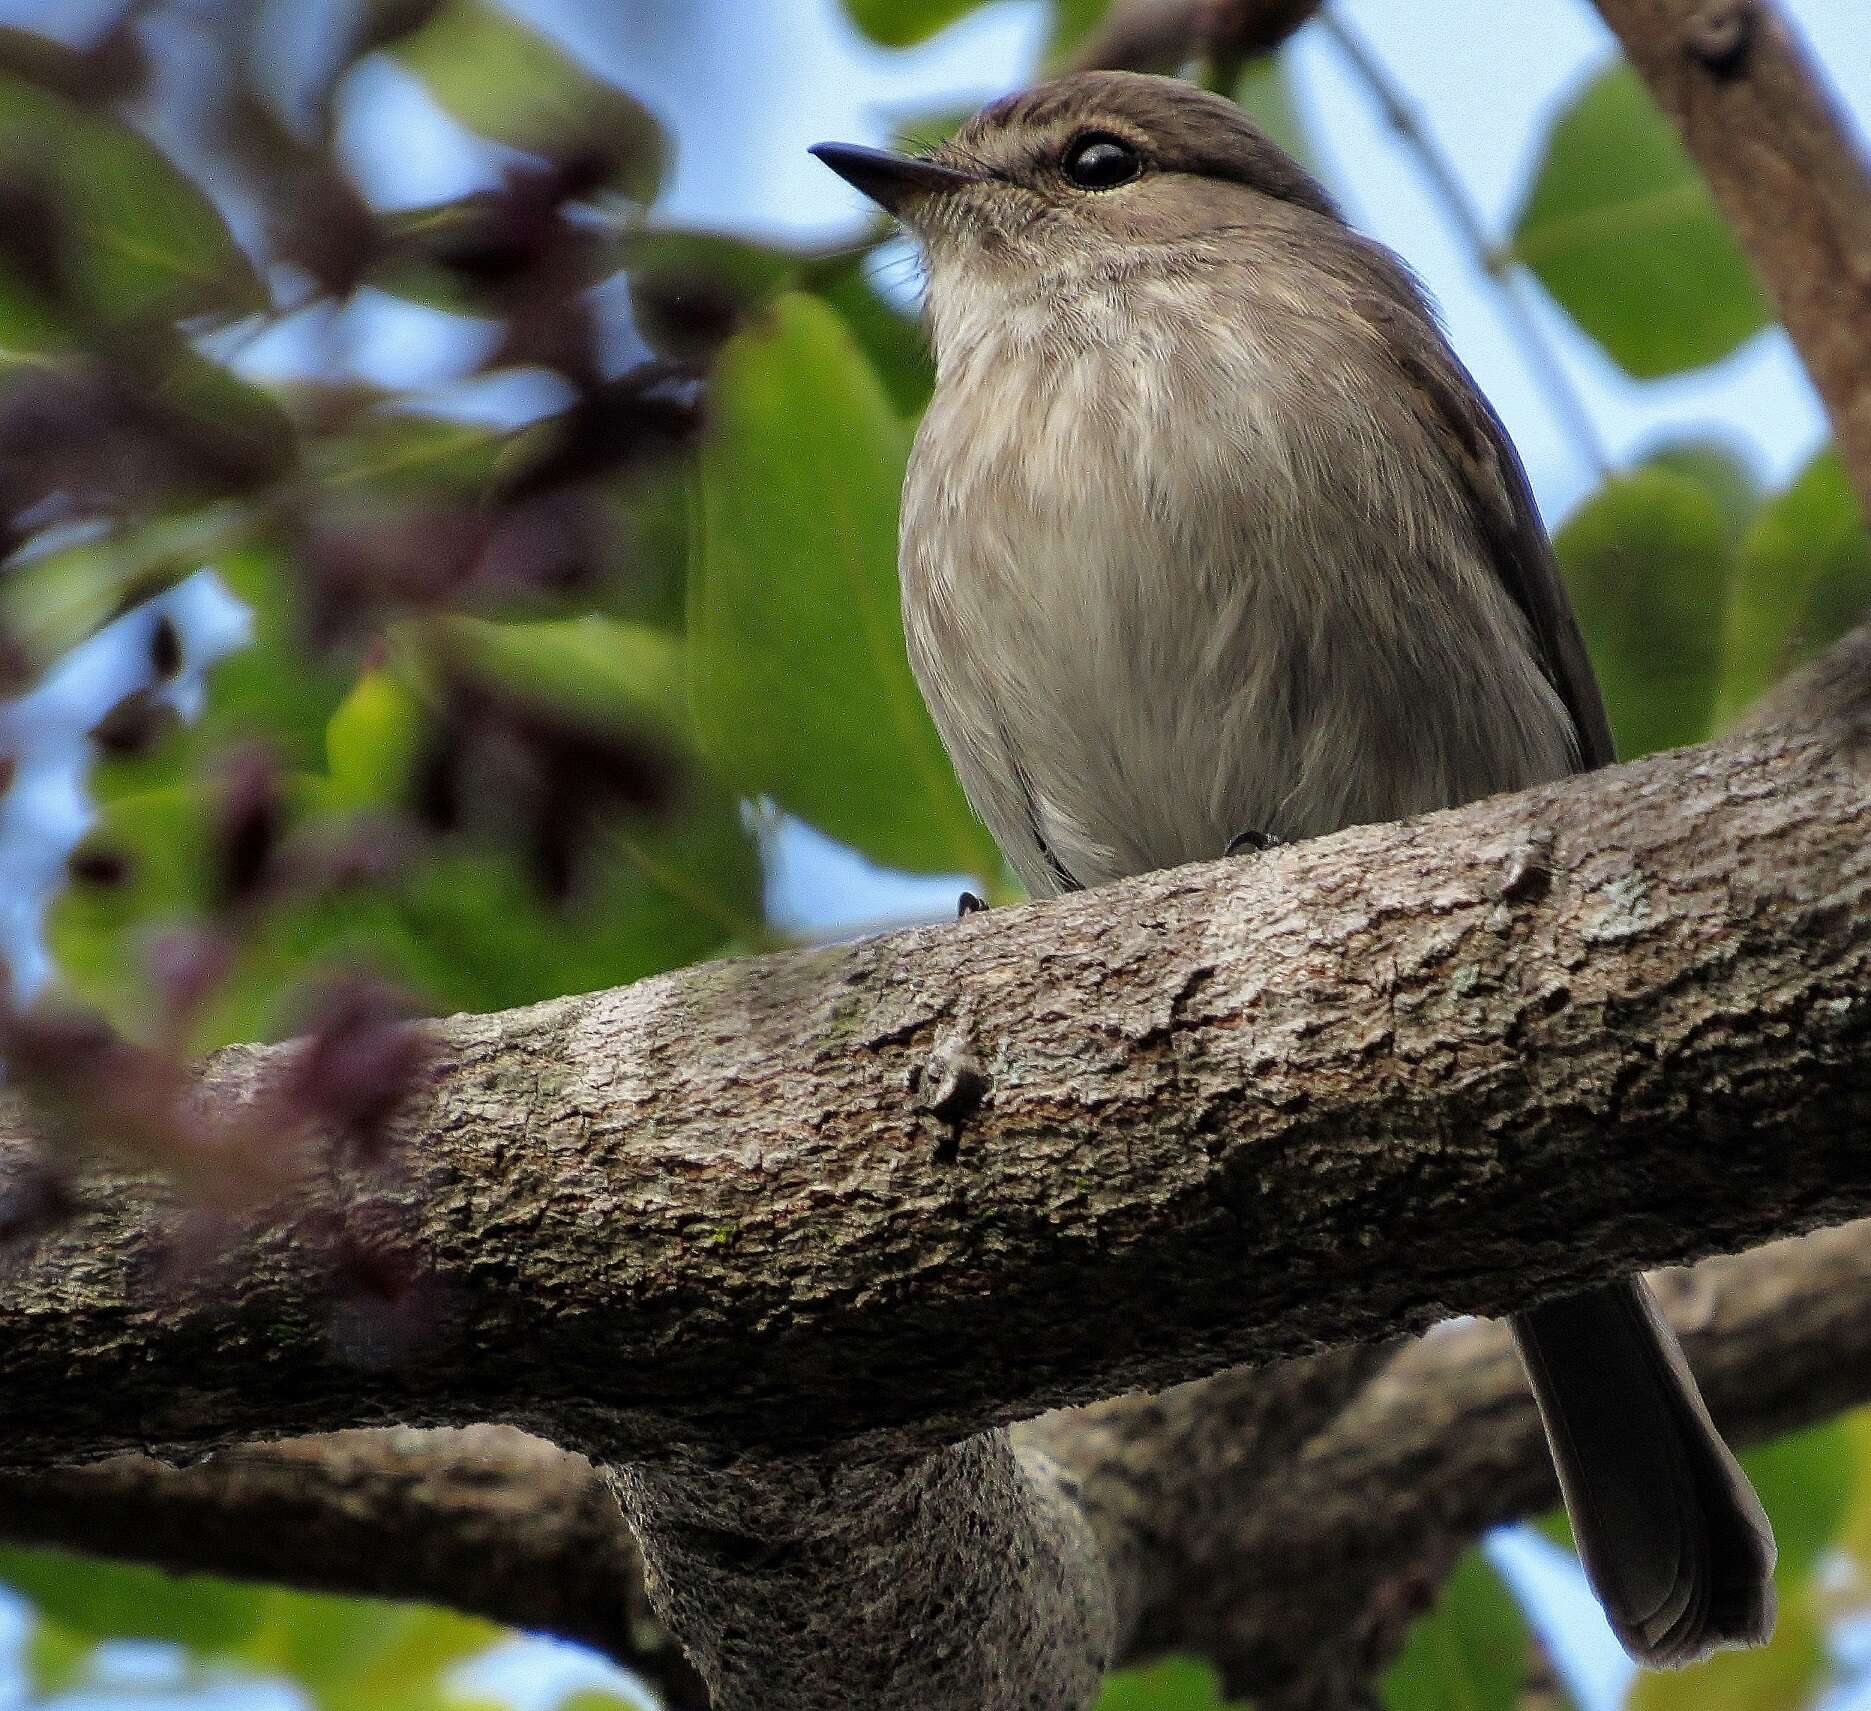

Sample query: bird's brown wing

[1360,285,1617,773]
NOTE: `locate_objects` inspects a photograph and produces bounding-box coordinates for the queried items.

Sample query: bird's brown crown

[937,70,1339,219]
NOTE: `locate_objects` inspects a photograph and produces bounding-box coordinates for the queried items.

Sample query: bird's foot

[1224,829,1284,858]
[957,890,987,918]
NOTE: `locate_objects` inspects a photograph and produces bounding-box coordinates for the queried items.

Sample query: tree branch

[1066,0,1321,75]
[7,1223,1868,1710]
[1589,0,1871,514]
[0,1428,708,1711]
[6,628,1871,1477]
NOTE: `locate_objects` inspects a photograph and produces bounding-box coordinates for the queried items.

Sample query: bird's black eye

[1061,132,1142,190]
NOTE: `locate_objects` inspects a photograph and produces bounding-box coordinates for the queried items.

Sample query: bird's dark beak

[809,142,984,214]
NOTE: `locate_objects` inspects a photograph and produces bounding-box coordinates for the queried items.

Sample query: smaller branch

[614,1440,1111,1711]
[8,1224,1865,1711]
[1066,0,1321,75]
[1318,8,1612,482]
[1590,0,1871,516]
[0,1428,709,1711]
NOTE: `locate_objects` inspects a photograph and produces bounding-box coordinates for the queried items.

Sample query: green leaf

[1232,53,1313,171]
[840,0,985,47]
[1380,1548,1530,1711]
[1625,1585,1826,1711]
[0,1547,264,1652]
[432,612,687,732]
[229,1589,499,1711]
[87,540,352,811]
[385,807,761,1012]
[23,1613,95,1694]
[390,1,666,201]
[1837,1406,1871,1604]
[1095,1655,1244,1709]
[327,666,428,807]
[327,630,766,1011]
[1049,0,1118,64]
[1554,461,1734,757]
[807,257,933,418]
[0,65,265,344]
[1642,439,1760,556]
[1714,448,1871,726]
[314,409,511,496]
[1739,1416,1856,1587]
[48,780,328,1048]
[1511,62,1769,378]
[687,292,996,877]
[55,617,762,1040]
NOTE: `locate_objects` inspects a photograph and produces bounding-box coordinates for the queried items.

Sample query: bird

[810,68,1775,1668]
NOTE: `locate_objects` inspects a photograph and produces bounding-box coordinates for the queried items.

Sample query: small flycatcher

[812,70,1774,1667]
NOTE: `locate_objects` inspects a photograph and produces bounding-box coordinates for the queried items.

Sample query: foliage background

[1,1,1869,1709]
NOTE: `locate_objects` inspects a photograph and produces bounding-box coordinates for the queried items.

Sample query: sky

[2,1,1870,1707]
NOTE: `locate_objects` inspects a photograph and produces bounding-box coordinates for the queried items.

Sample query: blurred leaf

[90,542,350,811]
[621,228,935,416]
[327,665,427,806]
[49,780,312,1047]
[316,409,509,496]
[1554,460,1733,757]
[1,1551,502,1711]
[233,1588,498,1711]
[1739,1415,1856,1586]
[1232,52,1311,169]
[1049,0,1118,63]
[1642,439,1760,556]
[841,0,985,47]
[808,256,932,417]
[331,632,764,1011]
[1714,448,1871,725]
[0,1547,264,1651]
[0,70,265,343]
[1835,1407,1871,1604]
[688,293,994,877]
[0,271,73,352]
[176,544,341,763]
[433,611,686,732]
[1512,62,1769,378]
[1625,1584,1825,1711]
[1380,1547,1529,1711]
[23,1613,95,1694]
[623,227,802,360]
[606,465,690,629]
[1095,1655,1243,1708]
[888,104,973,157]
[390,0,666,200]
[375,198,622,311]
[385,805,761,1011]
[2,529,195,672]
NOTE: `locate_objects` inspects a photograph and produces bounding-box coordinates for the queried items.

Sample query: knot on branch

[1685,0,1758,78]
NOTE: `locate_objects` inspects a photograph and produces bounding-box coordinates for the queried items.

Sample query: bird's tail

[1510,1275,1776,1667]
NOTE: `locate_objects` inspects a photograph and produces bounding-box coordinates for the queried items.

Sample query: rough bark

[1590,0,1871,514]
[6,632,1871,1479]
[0,1428,709,1711]
[7,1223,1869,1711]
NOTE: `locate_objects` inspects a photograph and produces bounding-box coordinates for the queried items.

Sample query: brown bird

[813,69,1775,1667]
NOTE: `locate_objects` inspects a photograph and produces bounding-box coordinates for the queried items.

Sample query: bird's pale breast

[901,259,1576,896]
